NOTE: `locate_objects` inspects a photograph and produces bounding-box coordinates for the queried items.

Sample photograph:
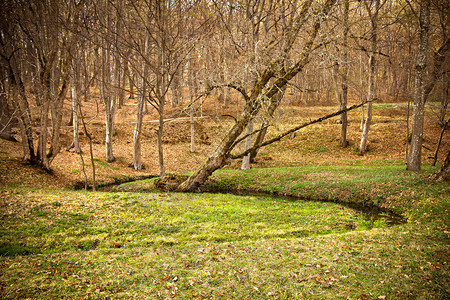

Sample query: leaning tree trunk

[407,0,430,171]
[176,95,261,192]
[176,0,337,192]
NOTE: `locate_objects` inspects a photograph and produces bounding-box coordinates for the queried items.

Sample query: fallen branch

[231,101,367,159]
[132,116,208,124]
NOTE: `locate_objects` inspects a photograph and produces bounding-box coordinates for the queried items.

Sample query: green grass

[206,164,449,222]
[0,189,384,254]
[0,164,449,299]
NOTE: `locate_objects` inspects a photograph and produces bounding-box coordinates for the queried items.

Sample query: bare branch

[231,101,368,159]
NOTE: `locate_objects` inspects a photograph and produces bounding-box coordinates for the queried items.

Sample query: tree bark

[407,0,430,171]
[359,0,379,154]
[132,32,149,170]
[241,119,254,170]
[102,5,116,163]
[132,86,145,170]
[37,59,54,169]
[439,71,449,127]
[48,62,69,165]
[188,59,196,153]
[70,77,81,153]
[68,56,81,153]
[0,84,15,141]
[340,0,349,147]
[157,105,166,176]
[10,68,35,162]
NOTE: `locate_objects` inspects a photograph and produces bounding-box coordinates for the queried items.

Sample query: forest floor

[0,99,449,299]
[0,99,448,189]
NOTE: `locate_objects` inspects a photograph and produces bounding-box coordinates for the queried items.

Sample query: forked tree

[0,0,78,169]
[176,0,338,192]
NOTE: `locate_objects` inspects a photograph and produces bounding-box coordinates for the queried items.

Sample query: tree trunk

[340,0,349,147]
[189,65,196,153]
[439,71,449,127]
[67,55,81,153]
[433,150,450,181]
[48,64,69,165]
[132,86,145,170]
[157,106,166,176]
[332,63,348,147]
[132,33,149,170]
[11,70,35,162]
[170,68,182,107]
[105,104,115,163]
[177,99,258,192]
[241,119,254,170]
[359,0,379,154]
[407,0,430,171]
[0,84,15,141]
[37,64,52,169]
[69,75,81,153]
[129,67,135,100]
[103,7,116,163]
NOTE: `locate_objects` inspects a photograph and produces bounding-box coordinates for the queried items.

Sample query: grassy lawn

[0,163,449,299]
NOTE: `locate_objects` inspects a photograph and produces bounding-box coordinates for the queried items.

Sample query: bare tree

[407,0,431,171]
[339,0,350,147]
[132,19,150,170]
[68,56,82,154]
[359,0,380,154]
[122,0,201,175]
[177,0,337,192]
[0,0,78,169]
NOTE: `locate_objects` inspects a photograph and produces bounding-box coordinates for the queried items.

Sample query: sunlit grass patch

[1,223,448,299]
[0,188,390,257]
[207,164,448,217]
